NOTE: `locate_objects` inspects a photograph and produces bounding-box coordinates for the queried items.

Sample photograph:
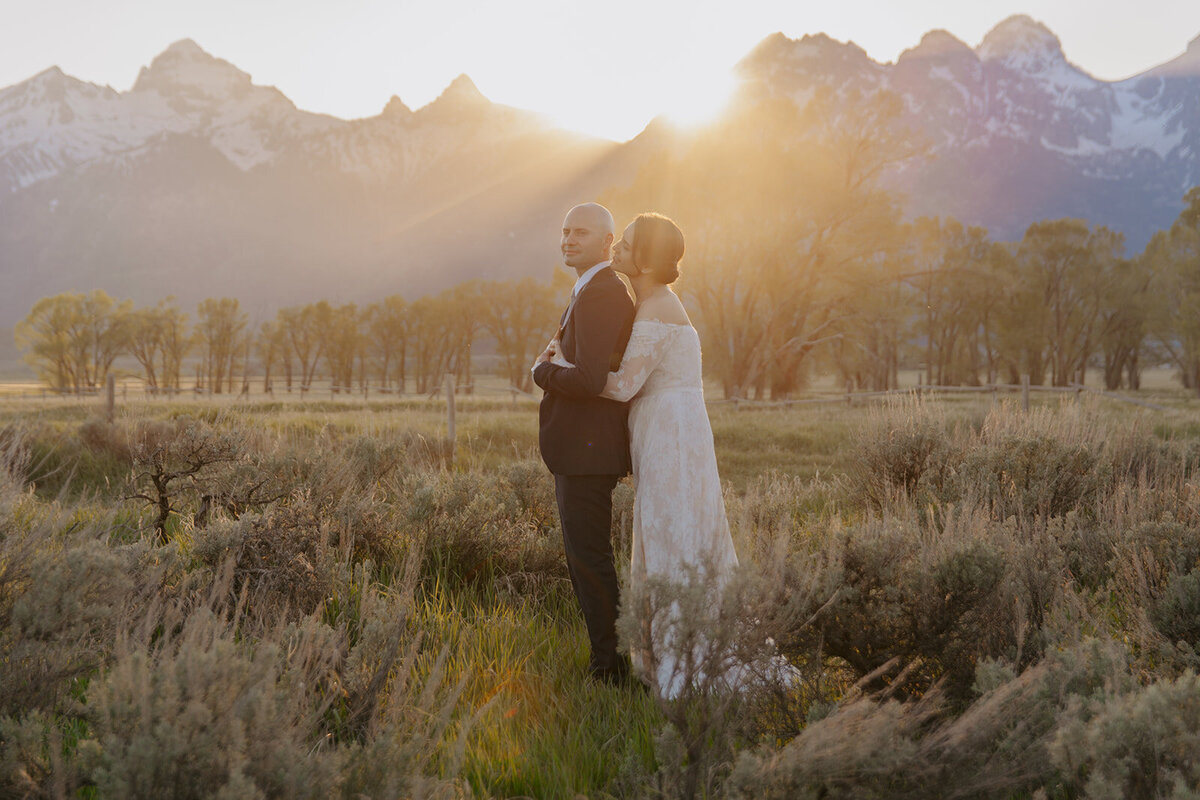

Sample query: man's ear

[603,232,614,251]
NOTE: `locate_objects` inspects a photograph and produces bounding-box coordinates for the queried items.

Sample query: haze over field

[1,5,1200,380]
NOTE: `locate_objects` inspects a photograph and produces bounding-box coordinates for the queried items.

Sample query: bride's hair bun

[633,213,684,284]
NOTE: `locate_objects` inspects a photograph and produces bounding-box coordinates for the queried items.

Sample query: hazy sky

[3,0,1200,140]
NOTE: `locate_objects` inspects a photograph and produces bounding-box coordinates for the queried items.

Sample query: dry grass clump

[847,397,960,509]
[191,508,337,621]
[849,399,1196,523]
[8,397,1200,798]
[725,638,1134,800]
[615,540,840,800]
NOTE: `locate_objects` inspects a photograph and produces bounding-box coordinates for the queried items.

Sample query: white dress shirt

[571,260,611,298]
[532,260,613,379]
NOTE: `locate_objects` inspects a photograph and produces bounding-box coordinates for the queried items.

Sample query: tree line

[15,186,1200,400]
[15,277,563,396]
[603,87,1200,398]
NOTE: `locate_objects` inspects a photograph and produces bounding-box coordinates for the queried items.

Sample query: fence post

[105,374,116,422]
[445,373,457,460]
[1021,374,1030,412]
[845,380,853,406]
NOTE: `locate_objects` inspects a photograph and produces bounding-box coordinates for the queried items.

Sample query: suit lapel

[559,267,612,336]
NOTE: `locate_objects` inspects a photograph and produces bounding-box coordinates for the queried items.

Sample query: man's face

[561,207,613,271]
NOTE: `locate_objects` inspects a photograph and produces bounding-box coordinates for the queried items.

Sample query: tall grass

[3,396,1200,797]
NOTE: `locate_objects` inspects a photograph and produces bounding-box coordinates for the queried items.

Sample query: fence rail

[710,381,1173,413]
[0,378,1178,414]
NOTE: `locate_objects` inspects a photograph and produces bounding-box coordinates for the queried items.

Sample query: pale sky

[2,0,1199,141]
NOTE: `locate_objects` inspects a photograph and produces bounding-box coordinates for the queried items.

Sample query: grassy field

[3,390,1200,798]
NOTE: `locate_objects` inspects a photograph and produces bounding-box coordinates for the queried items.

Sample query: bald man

[533,202,636,685]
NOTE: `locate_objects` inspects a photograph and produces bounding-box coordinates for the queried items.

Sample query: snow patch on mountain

[1110,81,1188,157]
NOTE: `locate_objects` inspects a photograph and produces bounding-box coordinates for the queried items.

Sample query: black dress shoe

[588,664,628,686]
[590,660,648,691]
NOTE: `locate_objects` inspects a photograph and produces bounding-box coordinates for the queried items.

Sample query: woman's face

[611,222,638,277]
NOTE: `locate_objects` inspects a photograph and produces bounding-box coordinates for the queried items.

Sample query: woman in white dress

[548,213,740,697]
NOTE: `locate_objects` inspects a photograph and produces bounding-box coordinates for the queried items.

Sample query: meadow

[2,387,1200,798]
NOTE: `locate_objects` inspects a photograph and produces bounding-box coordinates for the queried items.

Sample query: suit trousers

[555,473,623,673]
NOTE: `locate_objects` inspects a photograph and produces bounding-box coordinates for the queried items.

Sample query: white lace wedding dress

[561,319,739,696]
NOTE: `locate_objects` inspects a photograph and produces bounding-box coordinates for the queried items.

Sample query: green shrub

[848,399,957,509]
[807,514,1020,703]
[1149,569,1200,651]
[0,526,139,716]
[1051,672,1200,800]
[78,607,339,799]
[402,470,567,596]
[959,433,1108,521]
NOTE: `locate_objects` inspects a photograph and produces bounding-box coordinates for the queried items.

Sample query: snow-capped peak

[132,38,252,100]
[381,95,413,119]
[162,38,207,57]
[430,74,487,107]
[1153,32,1200,77]
[978,15,1064,65]
[898,29,975,63]
[0,64,116,111]
[29,65,66,85]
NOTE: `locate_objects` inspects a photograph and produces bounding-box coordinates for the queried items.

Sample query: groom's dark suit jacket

[533,267,635,476]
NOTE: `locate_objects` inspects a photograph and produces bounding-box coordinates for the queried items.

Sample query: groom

[533,202,635,685]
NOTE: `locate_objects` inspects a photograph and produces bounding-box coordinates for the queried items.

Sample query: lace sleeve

[600,321,673,402]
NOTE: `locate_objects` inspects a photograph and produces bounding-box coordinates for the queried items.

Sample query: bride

[545,213,741,697]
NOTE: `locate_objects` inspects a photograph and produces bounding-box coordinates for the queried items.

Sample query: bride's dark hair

[633,213,685,284]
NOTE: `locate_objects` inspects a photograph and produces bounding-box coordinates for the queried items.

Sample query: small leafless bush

[727,471,843,545]
[125,416,248,541]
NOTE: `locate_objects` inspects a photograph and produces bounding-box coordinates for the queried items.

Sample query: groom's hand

[533,337,559,369]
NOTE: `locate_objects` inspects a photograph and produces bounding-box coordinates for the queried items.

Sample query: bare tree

[366,295,409,393]
[14,290,131,392]
[322,303,362,394]
[279,302,331,391]
[481,277,561,393]
[1145,187,1200,393]
[194,298,248,394]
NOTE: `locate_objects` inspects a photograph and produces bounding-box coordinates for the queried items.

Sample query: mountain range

[1,15,1198,332]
